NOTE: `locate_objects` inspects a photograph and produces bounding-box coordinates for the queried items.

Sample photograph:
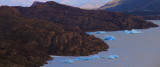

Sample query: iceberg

[131,29,142,34]
[94,31,106,34]
[63,59,75,64]
[124,30,132,34]
[86,31,106,35]
[74,57,85,61]
[64,56,102,64]
[74,56,100,61]
[91,56,100,59]
[124,29,142,34]
[83,56,99,60]
[108,55,119,59]
[104,36,116,40]
[83,57,94,60]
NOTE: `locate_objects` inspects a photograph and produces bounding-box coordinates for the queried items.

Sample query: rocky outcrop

[48,32,108,56]
[0,6,108,67]
[16,1,158,32]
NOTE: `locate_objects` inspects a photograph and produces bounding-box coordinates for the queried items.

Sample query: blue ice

[94,31,106,34]
[124,29,142,34]
[108,55,119,59]
[63,59,75,64]
[104,36,116,40]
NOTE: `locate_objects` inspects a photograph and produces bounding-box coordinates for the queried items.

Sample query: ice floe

[63,55,119,64]
[104,36,116,41]
[124,29,142,34]
[108,55,119,59]
[86,31,106,35]
[63,59,75,64]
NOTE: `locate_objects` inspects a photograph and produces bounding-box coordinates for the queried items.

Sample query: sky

[0,0,113,9]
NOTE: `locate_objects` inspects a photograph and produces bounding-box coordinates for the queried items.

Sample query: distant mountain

[99,0,122,10]
[99,0,160,11]
[99,0,160,20]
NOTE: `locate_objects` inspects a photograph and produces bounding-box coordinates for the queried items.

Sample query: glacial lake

[42,20,160,67]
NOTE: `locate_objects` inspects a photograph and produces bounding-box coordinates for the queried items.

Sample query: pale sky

[0,0,113,9]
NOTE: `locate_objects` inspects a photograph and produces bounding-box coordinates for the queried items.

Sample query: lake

[42,20,160,67]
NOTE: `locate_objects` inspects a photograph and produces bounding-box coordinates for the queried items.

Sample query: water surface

[42,20,160,67]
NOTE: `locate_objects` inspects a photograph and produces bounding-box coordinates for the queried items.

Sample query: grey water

[42,20,160,67]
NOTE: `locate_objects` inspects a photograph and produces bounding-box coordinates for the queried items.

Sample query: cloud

[0,0,50,6]
[78,0,109,9]
[61,0,90,6]
[0,0,113,9]
[59,0,113,9]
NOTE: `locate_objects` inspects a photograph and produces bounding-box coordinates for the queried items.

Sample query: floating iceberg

[86,31,106,35]
[83,57,94,60]
[104,36,116,40]
[108,55,119,59]
[74,56,100,61]
[131,29,142,34]
[64,56,105,64]
[84,56,100,60]
[74,57,85,61]
[124,29,142,34]
[91,56,100,59]
[94,31,106,34]
[63,59,75,64]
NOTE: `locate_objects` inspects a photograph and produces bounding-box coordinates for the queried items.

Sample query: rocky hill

[0,6,108,67]
[16,1,158,32]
